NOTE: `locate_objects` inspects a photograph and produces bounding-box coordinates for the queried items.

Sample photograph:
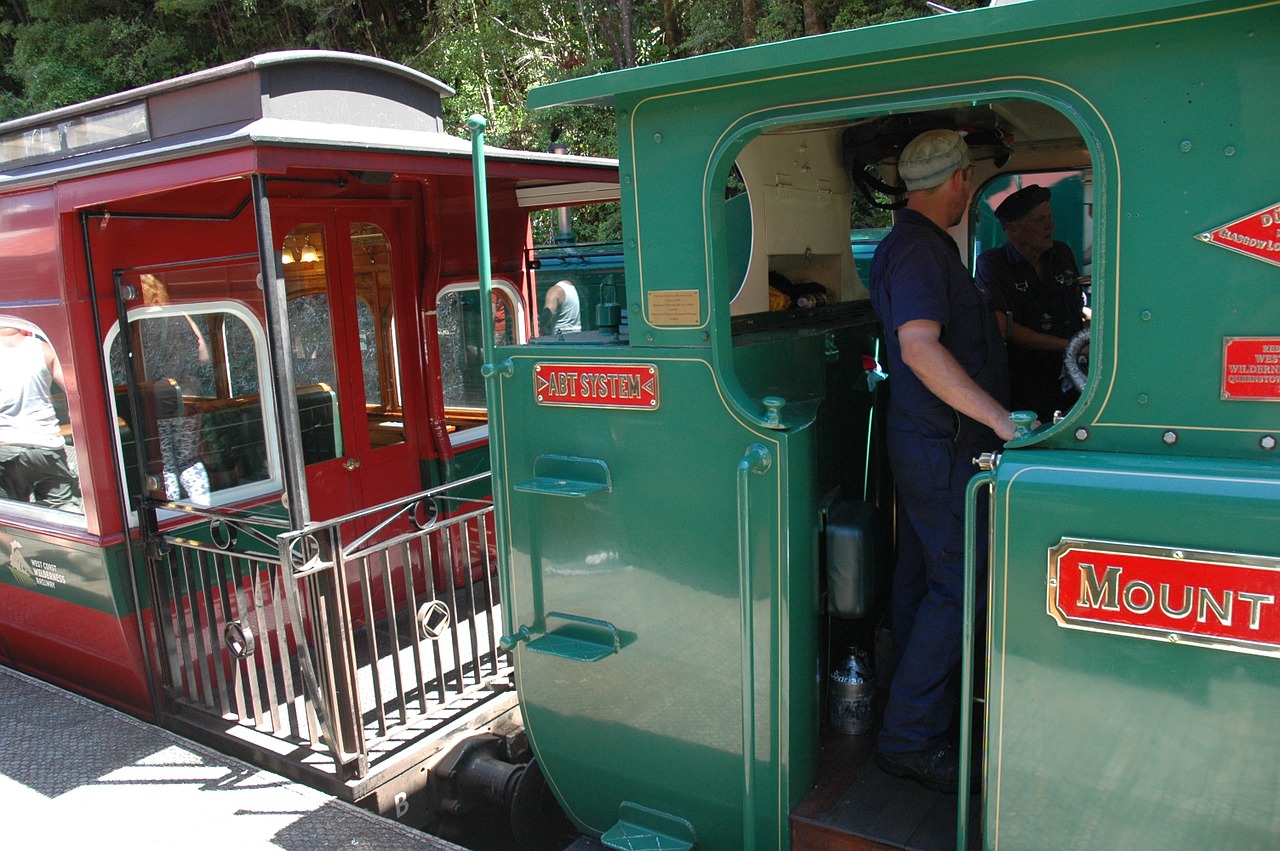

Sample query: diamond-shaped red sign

[1197,203,1280,267]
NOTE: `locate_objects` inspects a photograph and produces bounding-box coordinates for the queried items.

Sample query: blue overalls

[869,209,1009,755]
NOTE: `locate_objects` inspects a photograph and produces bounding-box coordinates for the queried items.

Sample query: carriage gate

[137,476,510,814]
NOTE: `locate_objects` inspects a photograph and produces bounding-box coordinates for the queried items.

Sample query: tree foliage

[0,0,987,236]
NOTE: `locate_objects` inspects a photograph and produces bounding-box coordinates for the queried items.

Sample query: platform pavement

[0,665,467,850]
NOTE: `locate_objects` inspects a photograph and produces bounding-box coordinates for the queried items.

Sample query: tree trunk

[661,0,681,54]
[742,0,758,43]
[620,0,635,68]
[802,0,825,35]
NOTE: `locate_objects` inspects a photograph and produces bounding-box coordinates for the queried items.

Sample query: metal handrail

[736,443,773,851]
[958,468,996,848]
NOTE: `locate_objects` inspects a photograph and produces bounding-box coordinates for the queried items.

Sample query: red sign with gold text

[1197,202,1280,267]
[534,362,659,409]
[1222,337,1280,400]
[1049,539,1280,657]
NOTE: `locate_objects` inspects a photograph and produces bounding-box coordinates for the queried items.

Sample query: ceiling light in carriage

[299,236,319,263]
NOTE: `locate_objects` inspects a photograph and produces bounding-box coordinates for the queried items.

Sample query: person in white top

[542,280,581,335]
[0,325,81,511]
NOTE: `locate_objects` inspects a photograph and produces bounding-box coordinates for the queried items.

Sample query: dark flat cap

[995,184,1051,223]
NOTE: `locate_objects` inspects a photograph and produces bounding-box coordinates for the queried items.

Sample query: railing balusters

[148,476,509,778]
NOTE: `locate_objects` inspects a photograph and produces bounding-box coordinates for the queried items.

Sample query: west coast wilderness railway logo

[1048,539,1280,657]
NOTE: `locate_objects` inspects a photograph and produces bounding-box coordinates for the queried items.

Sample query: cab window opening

[722,97,1096,424]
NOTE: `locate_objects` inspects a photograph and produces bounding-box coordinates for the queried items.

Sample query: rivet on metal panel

[1179,140,1193,153]
[1137,394,1149,405]
[1074,428,1089,441]
[1260,435,1277,451]
[1163,430,1179,445]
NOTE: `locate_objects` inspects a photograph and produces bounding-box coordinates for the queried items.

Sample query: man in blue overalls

[869,129,1019,793]
[976,184,1086,423]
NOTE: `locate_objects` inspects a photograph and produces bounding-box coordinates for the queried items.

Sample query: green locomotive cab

[476,2,1280,849]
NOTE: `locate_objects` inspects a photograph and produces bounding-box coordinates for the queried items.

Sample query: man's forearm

[900,331,1017,440]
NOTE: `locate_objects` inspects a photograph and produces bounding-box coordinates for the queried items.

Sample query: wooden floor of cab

[790,728,982,851]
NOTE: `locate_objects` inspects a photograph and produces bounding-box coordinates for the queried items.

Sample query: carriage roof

[0,50,614,192]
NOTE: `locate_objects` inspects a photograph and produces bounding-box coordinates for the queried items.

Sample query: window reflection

[437,284,520,437]
[281,224,343,463]
[109,288,274,506]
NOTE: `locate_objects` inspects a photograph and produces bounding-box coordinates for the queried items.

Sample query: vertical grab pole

[958,468,996,849]
[468,115,516,638]
[737,443,772,851]
[468,115,498,371]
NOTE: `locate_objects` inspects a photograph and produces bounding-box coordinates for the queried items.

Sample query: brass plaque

[647,289,701,326]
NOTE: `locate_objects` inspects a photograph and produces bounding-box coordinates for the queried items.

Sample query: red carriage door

[273,204,425,521]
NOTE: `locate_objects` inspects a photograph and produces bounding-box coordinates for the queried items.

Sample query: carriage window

[351,224,401,407]
[108,286,276,509]
[0,320,84,517]
[282,225,344,463]
[350,223,405,448]
[437,281,522,442]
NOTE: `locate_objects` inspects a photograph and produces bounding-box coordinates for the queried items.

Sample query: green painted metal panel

[989,449,1280,849]
[493,347,818,850]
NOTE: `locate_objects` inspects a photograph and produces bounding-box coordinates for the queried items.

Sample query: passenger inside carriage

[0,324,82,512]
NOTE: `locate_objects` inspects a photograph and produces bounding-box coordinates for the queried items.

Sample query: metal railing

[150,473,509,780]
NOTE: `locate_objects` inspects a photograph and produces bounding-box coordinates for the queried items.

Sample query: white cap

[898,129,970,191]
